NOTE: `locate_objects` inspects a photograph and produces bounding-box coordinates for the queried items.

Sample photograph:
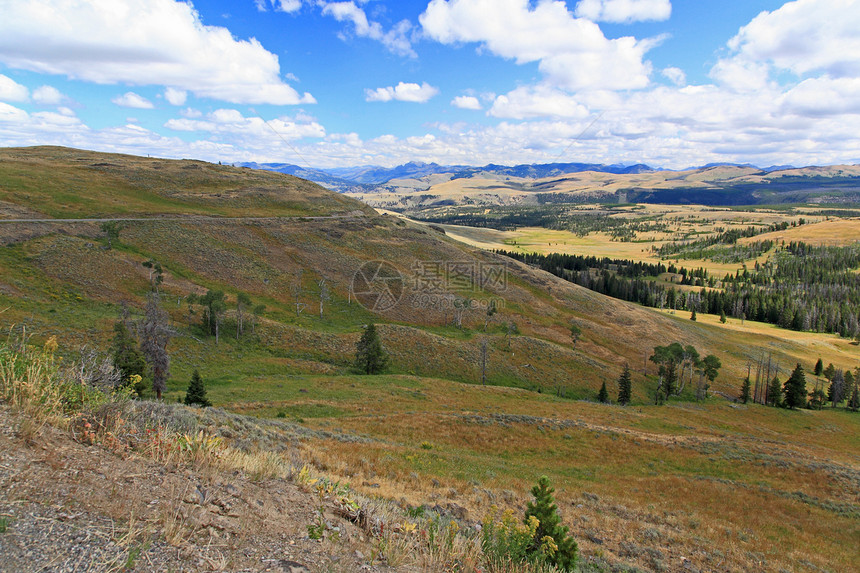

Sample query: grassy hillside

[0,145,367,219]
[1,146,858,572]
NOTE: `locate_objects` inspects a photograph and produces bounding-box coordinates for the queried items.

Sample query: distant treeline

[496,249,707,309]
[416,208,669,239]
[498,241,860,338]
[657,221,792,258]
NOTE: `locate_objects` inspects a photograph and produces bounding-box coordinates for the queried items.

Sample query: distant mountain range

[238,160,659,192]
[238,160,860,208]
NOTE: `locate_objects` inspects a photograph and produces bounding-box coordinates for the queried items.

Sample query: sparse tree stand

[101,221,122,249]
[355,323,388,375]
[783,363,807,409]
[524,476,578,571]
[650,343,682,403]
[569,323,582,351]
[141,259,163,291]
[140,292,172,400]
[198,289,226,344]
[617,364,632,405]
[184,369,211,407]
[809,387,827,410]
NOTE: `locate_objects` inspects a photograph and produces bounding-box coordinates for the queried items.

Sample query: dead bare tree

[318,278,330,319]
[479,338,489,385]
[236,292,251,339]
[140,292,172,400]
[291,269,306,317]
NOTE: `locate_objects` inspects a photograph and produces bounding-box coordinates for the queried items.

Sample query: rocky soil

[0,407,406,573]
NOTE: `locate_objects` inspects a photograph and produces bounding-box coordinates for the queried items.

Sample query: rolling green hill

[1,146,858,572]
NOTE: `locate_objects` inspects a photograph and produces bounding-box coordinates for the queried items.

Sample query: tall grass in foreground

[0,333,118,431]
[0,332,569,572]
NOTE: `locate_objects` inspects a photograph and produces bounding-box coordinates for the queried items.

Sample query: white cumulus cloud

[0,74,29,102]
[256,0,302,12]
[0,0,314,105]
[420,0,656,91]
[320,1,415,57]
[32,85,64,105]
[575,0,671,23]
[365,82,439,103]
[164,108,325,141]
[661,67,686,86]
[489,85,589,119]
[164,87,188,106]
[713,0,860,91]
[451,95,482,110]
[112,92,154,109]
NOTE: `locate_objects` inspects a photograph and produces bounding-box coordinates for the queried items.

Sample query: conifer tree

[719,310,726,323]
[828,370,845,408]
[690,308,697,321]
[814,358,823,377]
[184,369,211,407]
[740,376,751,404]
[767,375,782,408]
[111,321,146,393]
[355,323,388,374]
[617,364,632,405]
[848,383,860,412]
[597,381,609,403]
[524,476,578,571]
[783,363,807,409]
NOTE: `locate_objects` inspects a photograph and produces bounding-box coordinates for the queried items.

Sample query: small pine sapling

[355,323,388,374]
[597,381,609,403]
[524,476,578,571]
[617,364,632,406]
[184,369,211,407]
[740,376,751,404]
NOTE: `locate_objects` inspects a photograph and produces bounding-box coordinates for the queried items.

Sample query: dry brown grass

[740,217,860,246]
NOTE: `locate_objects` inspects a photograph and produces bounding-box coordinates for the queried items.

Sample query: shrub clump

[482,476,578,571]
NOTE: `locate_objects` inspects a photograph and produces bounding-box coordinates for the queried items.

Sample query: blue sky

[1,0,859,169]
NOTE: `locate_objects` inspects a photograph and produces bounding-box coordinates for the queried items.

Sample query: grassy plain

[426,203,830,276]
[1,147,858,572]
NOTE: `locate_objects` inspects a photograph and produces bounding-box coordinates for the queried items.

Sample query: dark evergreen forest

[498,241,860,338]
